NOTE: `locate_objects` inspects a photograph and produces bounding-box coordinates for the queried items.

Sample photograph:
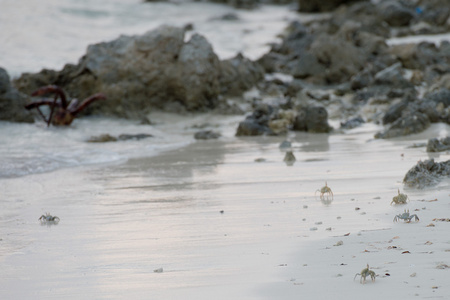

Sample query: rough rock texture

[403,159,450,189]
[293,106,332,133]
[375,112,430,139]
[378,1,415,27]
[427,137,450,152]
[14,25,263,118]
[297,0,367,12]
[219,53,264,96]
[235,104,275,136]
[0,68,34,123]
[194,130,221,140]
[258,8,390,86]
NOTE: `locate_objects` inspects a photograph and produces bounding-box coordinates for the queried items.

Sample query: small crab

[354,264,376,284]
[390,189,409,205]
[39,213,60,223]
[393,209,419,222]
[315,182,333,199]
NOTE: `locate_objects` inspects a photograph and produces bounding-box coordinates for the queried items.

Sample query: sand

[1,119,450,299]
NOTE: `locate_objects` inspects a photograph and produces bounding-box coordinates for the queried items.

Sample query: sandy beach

[1,115,449,299]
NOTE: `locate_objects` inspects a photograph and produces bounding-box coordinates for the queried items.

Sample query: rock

[0,68,34,123]
[351,70,373,90]
[219,53,264,96]
[374,62,413,89]
[118,134,153,141]
[424,88,450,107]
[14,26,262,118]
[340,116,365,129]
[309,33,366,84]
[87,133,153,142]
[293,106,332,133]
[379,1,414,27]
[297,0,366,12]
[236,104,276,136]
[382,101,408,125]
[375,112,430,139]
[389,42,449,71]
[194,130,221,140]
[427,137,450,152]
[236,119,272,136]
[286,52,325,79]
[87,134,118,143]
[403,159,450,188]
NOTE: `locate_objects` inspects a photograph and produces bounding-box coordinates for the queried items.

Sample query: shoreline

[1,122,450,298]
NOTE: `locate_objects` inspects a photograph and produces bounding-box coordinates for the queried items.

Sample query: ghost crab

[39,213,60,223]
[354,264,376,284]
[25,85,106,126]
[315,182,333,200]
[394,209,419,222]
[390,189,409,205]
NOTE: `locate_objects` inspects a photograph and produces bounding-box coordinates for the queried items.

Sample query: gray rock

[0,68,10,94]
[297,0,366,12]
[403,159,450,189]
[310,33,366,84]
[382,101,408,125]
[236,119,272,136]
[351,69,373,90]
[87,134,118,143]
[118,134,153,141]
[0,68,34,123]
[424,89,450,107]
[293,106,332,133]
[374,62,413,89]
[340,116,365,129]
[219,53,264,96]
[375,112,430,139]
[287,52,325,79]
[14,26,262,118]
[379,1,414,27]
[194,130,221,140]
[427,137,450,152]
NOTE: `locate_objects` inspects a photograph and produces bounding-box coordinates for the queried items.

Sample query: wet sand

[1,121,450,299]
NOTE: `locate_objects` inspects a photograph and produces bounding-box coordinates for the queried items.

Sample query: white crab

[315,182,333,199]
[39,213,60,223]
[390,189,409,205]
[393,209,419,222]
[354,264,376,284]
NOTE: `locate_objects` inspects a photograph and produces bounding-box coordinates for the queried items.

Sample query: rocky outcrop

[403,159,450,189]
[236,104,275,136]
[297,0,367,12]
[14,25,263,118]
[427,137,450,152]
[293,106,332,133]
[235,101,332,136]
[0,68,34,123]
[376,88,450,138]
[375,112,430,139]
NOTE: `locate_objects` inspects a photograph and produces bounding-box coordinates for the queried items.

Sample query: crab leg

[46,93,59,127]
[31,85,68,108]
[25,99,59,124]
[71,93,106,116]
